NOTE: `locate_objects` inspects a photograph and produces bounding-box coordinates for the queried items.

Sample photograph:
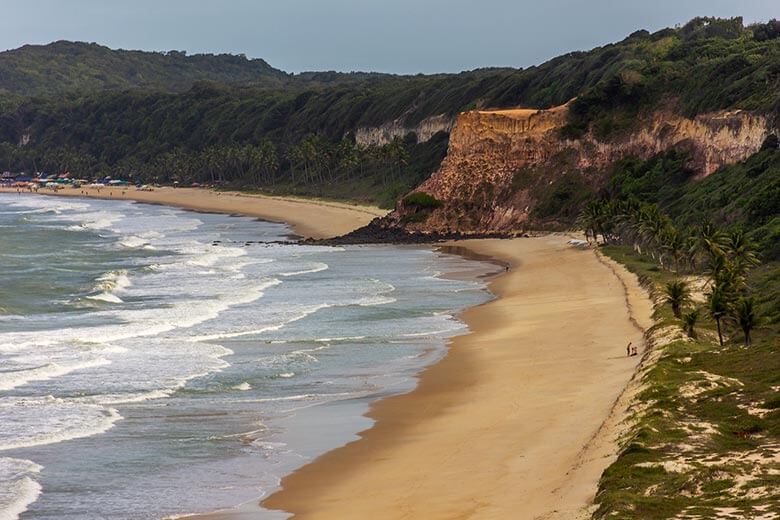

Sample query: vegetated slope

[1,17,780,211]
[382,17,780,227]
[0,41,288,95]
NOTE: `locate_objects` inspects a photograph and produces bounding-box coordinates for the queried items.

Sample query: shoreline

[0,187,386,240]
[1,189,655,519]
[256,236,654,520]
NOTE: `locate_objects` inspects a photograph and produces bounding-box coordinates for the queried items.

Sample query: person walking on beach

[626,342,632,357]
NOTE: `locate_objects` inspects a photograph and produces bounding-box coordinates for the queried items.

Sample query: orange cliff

[388,102,771,233]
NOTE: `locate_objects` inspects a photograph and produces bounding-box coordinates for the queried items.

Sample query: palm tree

[682,309,700,339]
[664,279,691,318]
[707,284,733,347]
[734,297,758,347]
[577,201,604,244]
[577,200,605,244]
[725,230,761,277]
[691,220,727,268]
[661,226,687,273]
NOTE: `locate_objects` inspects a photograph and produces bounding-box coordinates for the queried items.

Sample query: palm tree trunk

[716,318,724,346]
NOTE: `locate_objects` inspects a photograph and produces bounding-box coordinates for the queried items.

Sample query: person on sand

[626,342,632,357]
[631,345,638,356]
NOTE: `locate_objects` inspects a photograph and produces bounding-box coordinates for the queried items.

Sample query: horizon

[1,1,778,75]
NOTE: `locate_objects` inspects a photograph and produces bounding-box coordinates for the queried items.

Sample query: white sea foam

[86,292,124,303]
[190,303,331,342]
[95,270,132,292]
[118,235,150,248]
[85,389,175,405]
[0,397,122,451]
[0,458,43,520]
[279,262,329,277]
[400,324,468,338]
[0,358,112,391]
[0,193,494,519]
[356,295,397,306]
[61,210,123,231]
[313,336,367,343]
[84,270,132,303]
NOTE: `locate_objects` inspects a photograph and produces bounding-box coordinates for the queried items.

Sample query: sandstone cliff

[388,102,771,232]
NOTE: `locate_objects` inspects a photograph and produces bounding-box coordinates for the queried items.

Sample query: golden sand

[2,187,654,518]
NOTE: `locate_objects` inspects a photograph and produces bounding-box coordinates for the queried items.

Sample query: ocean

[0,193,493,519]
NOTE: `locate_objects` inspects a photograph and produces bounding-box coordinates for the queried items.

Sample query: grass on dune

[593,246,779,520]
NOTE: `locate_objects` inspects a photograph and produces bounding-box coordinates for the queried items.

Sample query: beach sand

[256,236,654,519]
[209,236,655,519]
[2,187,654,518]
[0,187,386,239]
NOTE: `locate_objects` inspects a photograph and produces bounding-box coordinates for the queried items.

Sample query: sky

[1,0,778,74]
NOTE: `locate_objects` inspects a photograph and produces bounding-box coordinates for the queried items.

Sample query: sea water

[0,193,493,519]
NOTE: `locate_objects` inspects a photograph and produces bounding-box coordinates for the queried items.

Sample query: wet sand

[257,236,653,519]
[2,186,654,518]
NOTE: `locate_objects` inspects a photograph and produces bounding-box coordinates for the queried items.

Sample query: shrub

[402,192,443,209]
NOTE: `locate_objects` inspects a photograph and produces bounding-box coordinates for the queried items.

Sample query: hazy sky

[1,1,778,74]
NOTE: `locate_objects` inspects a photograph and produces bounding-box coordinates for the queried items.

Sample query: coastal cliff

[355,114,454,146]
[388,102,771,232]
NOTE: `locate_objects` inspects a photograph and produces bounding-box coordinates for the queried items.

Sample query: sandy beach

[2,187,654,519]
[254,236,654,519]
[0,187,386,239]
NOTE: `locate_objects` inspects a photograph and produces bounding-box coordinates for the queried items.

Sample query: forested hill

[0,41,289,95]
[2,17,780,210]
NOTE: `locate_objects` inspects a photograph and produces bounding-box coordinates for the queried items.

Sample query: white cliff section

[354,114,454,146]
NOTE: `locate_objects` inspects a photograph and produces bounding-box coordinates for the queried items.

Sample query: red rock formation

[390,102,770,232]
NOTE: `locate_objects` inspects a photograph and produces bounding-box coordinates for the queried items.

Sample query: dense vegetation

[0,41,288,96]
[578,142,779,519]
[2,17,780,208]
[592,244,778,519]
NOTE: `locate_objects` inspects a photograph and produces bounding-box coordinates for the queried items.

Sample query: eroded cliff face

[389,103,770,232]
[355,114,454,146]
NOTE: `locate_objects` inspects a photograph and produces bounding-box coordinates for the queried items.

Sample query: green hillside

[0,41,288,95]
[1,17,779,211]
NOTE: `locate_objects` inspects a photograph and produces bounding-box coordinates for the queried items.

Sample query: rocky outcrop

[355,114,454,146]
[387,102,771,232]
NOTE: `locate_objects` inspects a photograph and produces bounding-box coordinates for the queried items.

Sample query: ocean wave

[279,262,329,277]
[253,344,331,369]
[228,393,349,404]
[3,198,90,214]
[0,358,112,391]
[0,458,43,520]
[3,278,282,352]
[83,270,132,304]
[118,235,151,249]
[85,292,124,304]
[400,323,468,338]
[183,245,247,268]
[313,335,367,342]
[82,389,175,405]
[190,302,331,342]
[356,295,397,307]
[0,397,122,451]
[60,210,123,231]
